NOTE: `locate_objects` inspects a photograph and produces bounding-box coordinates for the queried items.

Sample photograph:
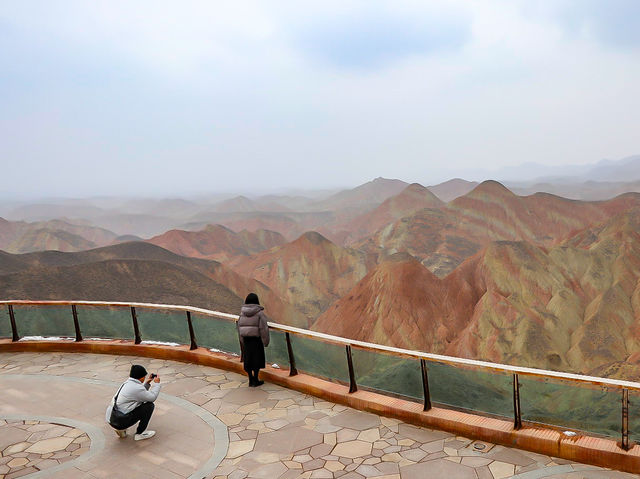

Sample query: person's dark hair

[245,293,260,305]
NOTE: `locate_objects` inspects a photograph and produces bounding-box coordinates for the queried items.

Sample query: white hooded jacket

[105,377,161,423]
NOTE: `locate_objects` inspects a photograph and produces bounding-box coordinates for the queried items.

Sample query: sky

[1,0,639,197]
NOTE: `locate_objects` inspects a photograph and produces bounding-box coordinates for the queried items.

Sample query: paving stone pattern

[0,419,90,478]
[0,352,635,479]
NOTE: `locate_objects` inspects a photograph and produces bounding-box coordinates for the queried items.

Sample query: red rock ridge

[230,231,375,325]
[148,225,286,262]
[315,208,640,378]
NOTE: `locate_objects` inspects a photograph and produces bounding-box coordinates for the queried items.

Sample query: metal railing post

[285,332,298,376]
[8,305,19,342]
[346,345,357,393]
[186,311,197,350]
[513,373,522,430]
[622,388,630,451]
[421,359,432,411]
[71,305,82,342]
[130,307,141,344]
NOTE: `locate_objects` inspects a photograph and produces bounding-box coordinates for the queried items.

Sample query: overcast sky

[1,1,639,197]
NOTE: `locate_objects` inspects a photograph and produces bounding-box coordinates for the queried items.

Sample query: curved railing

[1,299,638,450]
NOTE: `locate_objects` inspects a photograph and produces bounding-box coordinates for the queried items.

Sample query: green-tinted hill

[0,259,242,313]
[0,242,303,326]
[8,228,95,254]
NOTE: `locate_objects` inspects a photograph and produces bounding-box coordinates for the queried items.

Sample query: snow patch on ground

[209,348,239,357]
[141,340,181,347]
[19,336,74,341]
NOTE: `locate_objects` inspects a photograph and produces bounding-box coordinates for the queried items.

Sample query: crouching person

[105,364,161,440]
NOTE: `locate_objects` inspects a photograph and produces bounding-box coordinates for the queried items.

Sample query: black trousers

[117,402,155,434]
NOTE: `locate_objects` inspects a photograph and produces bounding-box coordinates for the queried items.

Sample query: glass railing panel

[291,335,349,383]
[12,305,76,338]
[76,305,134,340]
[265,330,289,371]
[352,348,422,400]
[0,305,11,338]
[135,308,191,345]
[520,376,619,437]
[191,314,241,355]
[427,362,513,418]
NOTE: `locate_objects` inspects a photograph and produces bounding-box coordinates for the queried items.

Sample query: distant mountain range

[2,162,640,380]
[354,181,640,276]
[2,155,639,239]
[0,218,118,254]
[508,179,640,201]
[486,154,640,183]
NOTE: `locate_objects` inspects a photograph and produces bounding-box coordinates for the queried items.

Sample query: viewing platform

[1,351,633,479]
[1,300,640,477]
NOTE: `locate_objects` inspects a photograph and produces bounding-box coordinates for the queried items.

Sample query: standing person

[237,293,270,387]
[105,364,161,440]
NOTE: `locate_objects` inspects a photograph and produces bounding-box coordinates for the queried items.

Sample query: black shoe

[255,380,264,386]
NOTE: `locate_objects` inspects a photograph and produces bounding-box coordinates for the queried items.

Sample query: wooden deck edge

[1,338,638,473]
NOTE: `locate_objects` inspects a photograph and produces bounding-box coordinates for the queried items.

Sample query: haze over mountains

[2,156,639,238]
[2,155,640,380]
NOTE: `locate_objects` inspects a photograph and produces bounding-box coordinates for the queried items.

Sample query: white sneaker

[134,430,156,441]
[115,429,127,438]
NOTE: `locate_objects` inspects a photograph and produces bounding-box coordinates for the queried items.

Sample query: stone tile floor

[0,351,635,479]
[0,419,90,478]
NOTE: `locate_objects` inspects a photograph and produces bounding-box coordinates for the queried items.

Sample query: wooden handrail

[0,300,237,320]
[2,299,640,392]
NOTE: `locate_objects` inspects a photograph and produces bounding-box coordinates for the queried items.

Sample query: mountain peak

[405,182,427,191]
[466,180,516,199]
[398,183,443,203]
[212,195,255,213]
[315,178,408,211]
[203,224,235,234]
[427,178,479,202]
[296,230,332,246]
[372,176,397,183]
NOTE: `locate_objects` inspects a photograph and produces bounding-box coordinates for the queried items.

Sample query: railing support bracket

[513,373,522,430]
[421,359,432,411]
[621,388,630,451]
[346,345,357,393]
[8,304,19,342]
[130,307,142,344]
[286,332,298,376]
[186,311,197,350]
[71,305,82,342]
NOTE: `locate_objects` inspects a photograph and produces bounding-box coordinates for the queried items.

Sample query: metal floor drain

[468,440,495,453]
